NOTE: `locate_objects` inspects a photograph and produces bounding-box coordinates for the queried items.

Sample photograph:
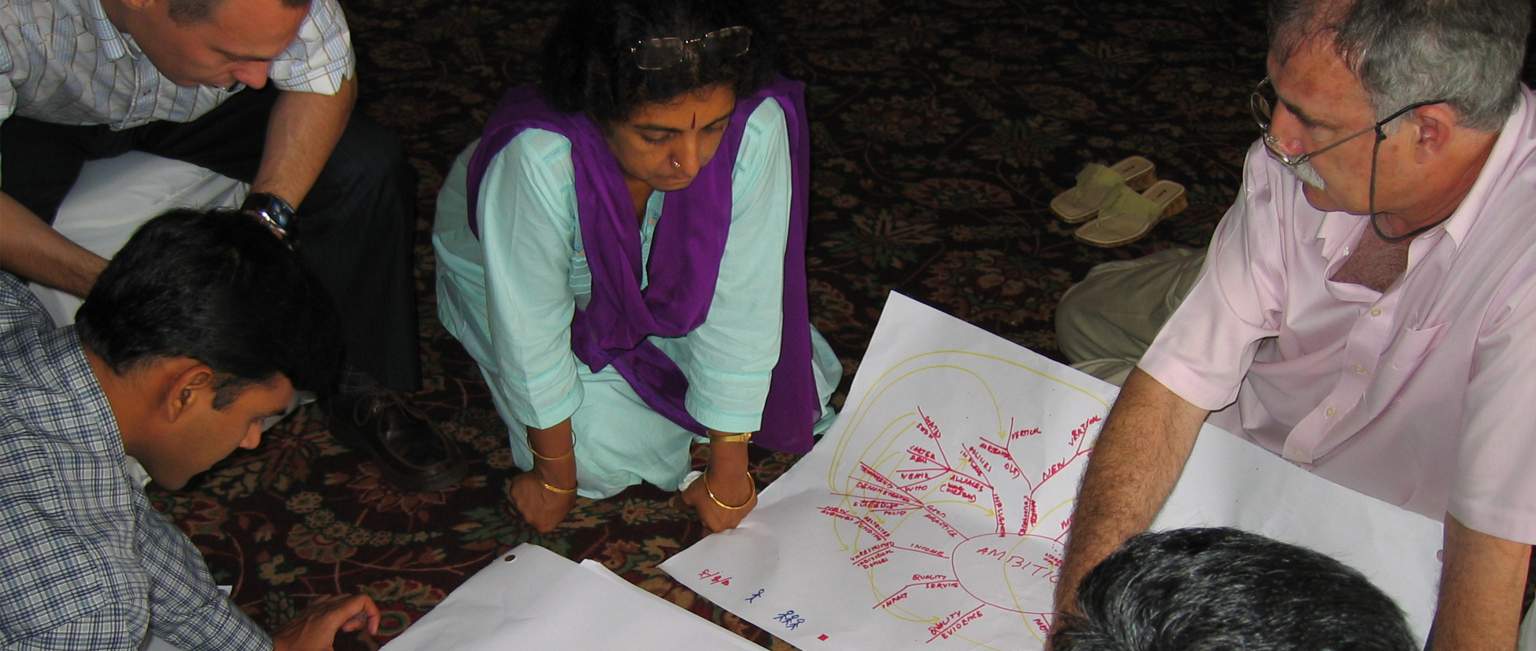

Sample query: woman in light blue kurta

[433,0,839,533]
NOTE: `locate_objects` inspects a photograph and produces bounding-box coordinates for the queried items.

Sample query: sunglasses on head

[629,25,751,71]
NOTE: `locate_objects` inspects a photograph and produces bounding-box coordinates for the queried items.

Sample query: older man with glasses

[1052,0,1535,647]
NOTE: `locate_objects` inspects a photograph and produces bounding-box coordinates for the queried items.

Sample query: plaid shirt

[0,273,269,650]
[0,0,354,184]
[0,0,354,130]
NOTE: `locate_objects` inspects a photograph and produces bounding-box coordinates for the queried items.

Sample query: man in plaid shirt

[0,0,466,492]
[0,208,377,649]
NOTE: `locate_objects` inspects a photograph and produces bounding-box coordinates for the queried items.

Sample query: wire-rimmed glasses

[1249,76,1444,167]
[1248,75,1448,240]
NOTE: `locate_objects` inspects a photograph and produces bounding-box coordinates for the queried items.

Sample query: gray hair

[167,0,310,24]
[1269,0,1531,132]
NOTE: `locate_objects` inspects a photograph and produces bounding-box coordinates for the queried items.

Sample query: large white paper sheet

[384,543,759,650]
[662,292,1441,649]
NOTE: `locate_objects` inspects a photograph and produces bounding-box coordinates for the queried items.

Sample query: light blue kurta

[434,100,840,498]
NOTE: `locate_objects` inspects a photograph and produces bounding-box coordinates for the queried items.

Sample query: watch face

[241,194,297,247]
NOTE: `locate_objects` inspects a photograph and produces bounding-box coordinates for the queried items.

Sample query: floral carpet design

[149,1,1536,647]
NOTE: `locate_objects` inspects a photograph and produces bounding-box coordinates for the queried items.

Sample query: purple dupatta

[464,77,819,453]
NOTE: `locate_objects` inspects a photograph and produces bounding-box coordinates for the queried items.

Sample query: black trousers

[1,86,421,391]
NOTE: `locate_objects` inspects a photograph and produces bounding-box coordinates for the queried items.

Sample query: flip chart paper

[663,291,1440,649]
[384,543,758,650]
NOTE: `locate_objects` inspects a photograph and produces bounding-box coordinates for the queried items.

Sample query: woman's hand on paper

[511,471,578,534]
[683,467,757,533]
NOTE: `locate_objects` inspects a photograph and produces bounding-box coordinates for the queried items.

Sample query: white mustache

[1291,161,1327,190]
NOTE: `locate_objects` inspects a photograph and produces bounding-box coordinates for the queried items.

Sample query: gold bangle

[708,432,753,444]
[530,444,574,462]
[703,470,756,510]
[541,480,577,495]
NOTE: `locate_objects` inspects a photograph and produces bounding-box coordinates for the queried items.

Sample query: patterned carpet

[147,1,1536,648]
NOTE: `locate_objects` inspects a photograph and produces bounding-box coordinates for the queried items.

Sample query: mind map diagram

[816,349,1108,648]
[665,293,1440,649]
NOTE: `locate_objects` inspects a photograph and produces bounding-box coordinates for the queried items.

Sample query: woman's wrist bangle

[540,480,577,495]
[703,470,756,510]
[530,444,575,462]
[708,432,753,444]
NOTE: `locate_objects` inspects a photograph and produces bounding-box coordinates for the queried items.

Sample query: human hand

[681,469,757,533]
[510,471,578,534]
[271,593,379,651]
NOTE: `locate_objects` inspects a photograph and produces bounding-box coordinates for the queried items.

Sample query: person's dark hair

[1267,0,1530,131]
[1051,527,1418,651]
[539,0,779,124]
[166,0,309,24]
[76,208,343,408]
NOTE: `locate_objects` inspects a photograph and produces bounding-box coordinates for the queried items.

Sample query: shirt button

[1325,406,1338,418]
[1370,307,1383,317]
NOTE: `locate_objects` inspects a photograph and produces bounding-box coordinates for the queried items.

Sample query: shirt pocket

[1386,322,1446,373]
[1340,321,1447,451]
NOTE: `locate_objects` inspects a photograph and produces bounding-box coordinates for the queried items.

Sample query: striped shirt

[0,272,269,650]
[0,0,354,131]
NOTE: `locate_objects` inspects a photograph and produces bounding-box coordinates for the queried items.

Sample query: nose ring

[671,160,681,169]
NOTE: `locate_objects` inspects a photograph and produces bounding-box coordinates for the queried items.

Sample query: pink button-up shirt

[1140,85,1536,544]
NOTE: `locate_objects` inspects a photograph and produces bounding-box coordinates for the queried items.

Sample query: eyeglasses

[630,25,752,71]
[1249,75,1449,241]
[1249,76,1444,167]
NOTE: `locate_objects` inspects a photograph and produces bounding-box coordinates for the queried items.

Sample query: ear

[164,362,217,423]
[1409,103,1459,161]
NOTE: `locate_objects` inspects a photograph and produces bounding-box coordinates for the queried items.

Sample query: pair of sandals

[1050,156,1187,247]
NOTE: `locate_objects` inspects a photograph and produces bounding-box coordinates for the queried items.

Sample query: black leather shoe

[326,390,467,492]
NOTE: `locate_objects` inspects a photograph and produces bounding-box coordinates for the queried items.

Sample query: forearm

[703,429,754,507]
[139,505,269,649]
[706,430,751,473]
[0,192,107,297]
[1053,368,1208,613]
[252,77,357,207]
[527,419,577,489]
[1427,513,1529,650]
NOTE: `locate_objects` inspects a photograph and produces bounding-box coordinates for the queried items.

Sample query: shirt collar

[85,0,140,61]
[1313,207,1358,255]
[1436,86,1531,248]
[1233,136,1352,253]
[1304,178,1359,260]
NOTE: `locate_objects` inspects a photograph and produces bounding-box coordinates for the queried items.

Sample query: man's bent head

[1051,527,1417,650]
[77,208,341,487]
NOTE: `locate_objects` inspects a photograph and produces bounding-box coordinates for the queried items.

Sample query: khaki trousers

[1054,247,1207,385]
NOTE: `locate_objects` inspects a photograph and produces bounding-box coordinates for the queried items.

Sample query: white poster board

[663,292,1441,649]
[384,544,759,650]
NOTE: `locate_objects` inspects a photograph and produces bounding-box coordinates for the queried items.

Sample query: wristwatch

[241,192,298,245]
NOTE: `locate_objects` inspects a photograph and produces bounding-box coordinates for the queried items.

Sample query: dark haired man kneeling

[1052,527,1417,651]
[0,209,376,649]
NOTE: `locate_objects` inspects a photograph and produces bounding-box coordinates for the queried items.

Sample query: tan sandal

[1049,155,1157,224]
[1072,180,1187,248]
